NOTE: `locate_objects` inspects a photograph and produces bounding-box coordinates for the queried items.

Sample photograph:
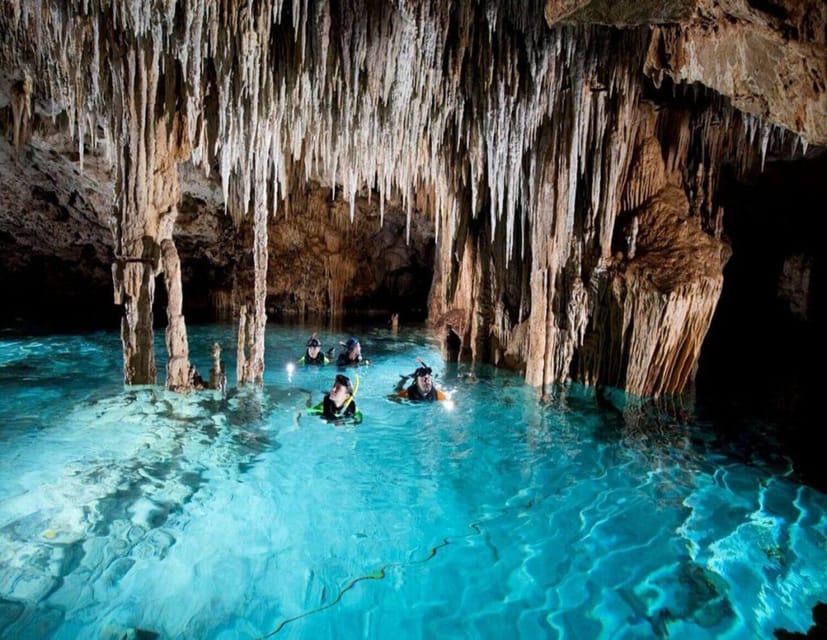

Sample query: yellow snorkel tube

[343,373,359,410]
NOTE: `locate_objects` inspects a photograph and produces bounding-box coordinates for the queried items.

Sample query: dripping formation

[0,0,824,396]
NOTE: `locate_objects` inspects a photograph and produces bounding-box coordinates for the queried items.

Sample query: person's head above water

[329,373,354,405]
[413,365,433,394]
[306,334,321,353]
[335,373,353,393]
[344,337,361,358]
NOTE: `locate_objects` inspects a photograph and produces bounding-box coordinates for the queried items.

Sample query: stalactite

[620,276,724,397]
[9,72,33,154]
[326,253,357,320]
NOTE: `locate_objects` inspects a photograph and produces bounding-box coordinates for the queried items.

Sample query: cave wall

[0,86,114,328]
[220,179,435,322]
[0,122,433,328]
[0,0,824,395]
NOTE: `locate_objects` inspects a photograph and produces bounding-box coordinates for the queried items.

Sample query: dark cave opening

[0,245,120,333]
[695,152,824,487]
[344,256,434,323]
[697,153,823,417]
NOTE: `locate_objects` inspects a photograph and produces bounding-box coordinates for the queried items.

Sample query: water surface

[0,324,825,639]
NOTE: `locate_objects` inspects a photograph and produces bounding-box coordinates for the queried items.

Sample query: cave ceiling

[2,1,822,251]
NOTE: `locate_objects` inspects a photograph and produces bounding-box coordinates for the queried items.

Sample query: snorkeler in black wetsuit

[322,373,358,420]
[335,337,363,367]
[396,364,446,402]
[298,333,328,365]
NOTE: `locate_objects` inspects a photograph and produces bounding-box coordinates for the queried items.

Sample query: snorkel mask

[414,366,432,379]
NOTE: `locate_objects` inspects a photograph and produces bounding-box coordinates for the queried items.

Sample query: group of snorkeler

[297,332,445,423]
[298,332,364,368]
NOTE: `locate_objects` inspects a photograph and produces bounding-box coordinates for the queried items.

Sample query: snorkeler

[335,337,364,367]
[396,359,446,402]
[309,373,361,423]
[297,332,329,365]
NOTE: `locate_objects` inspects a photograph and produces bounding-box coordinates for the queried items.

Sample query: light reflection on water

[0,324,825,639]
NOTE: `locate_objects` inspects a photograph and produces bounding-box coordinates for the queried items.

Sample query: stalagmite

[208,342,228,393]
[236,304,252,386]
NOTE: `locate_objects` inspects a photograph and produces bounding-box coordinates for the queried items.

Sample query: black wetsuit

[322,394,357,420]
[406,383,438,402]
[336,352,362,367]
[299,350,326,365]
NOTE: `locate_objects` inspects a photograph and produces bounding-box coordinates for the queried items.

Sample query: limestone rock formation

[0,0,823,398]
[545,0,695,27]
[548,1,827,146]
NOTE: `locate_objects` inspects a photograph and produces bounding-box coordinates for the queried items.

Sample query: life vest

[405,384,446,402]
[307,394,362,424]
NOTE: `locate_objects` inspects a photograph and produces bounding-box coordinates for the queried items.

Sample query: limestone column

[237,200,268,386]
[113,253,157,385]
[161,238,191,390]
[111,45,193,388]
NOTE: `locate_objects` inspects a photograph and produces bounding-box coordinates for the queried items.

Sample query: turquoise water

[0,324,825,639]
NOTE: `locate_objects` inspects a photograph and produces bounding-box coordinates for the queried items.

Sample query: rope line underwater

[258,522,483,637]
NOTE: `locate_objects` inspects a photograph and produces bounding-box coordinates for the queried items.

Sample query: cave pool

[1,324,825,639]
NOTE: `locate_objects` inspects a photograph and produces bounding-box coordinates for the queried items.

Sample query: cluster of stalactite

[0,0,810,395]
